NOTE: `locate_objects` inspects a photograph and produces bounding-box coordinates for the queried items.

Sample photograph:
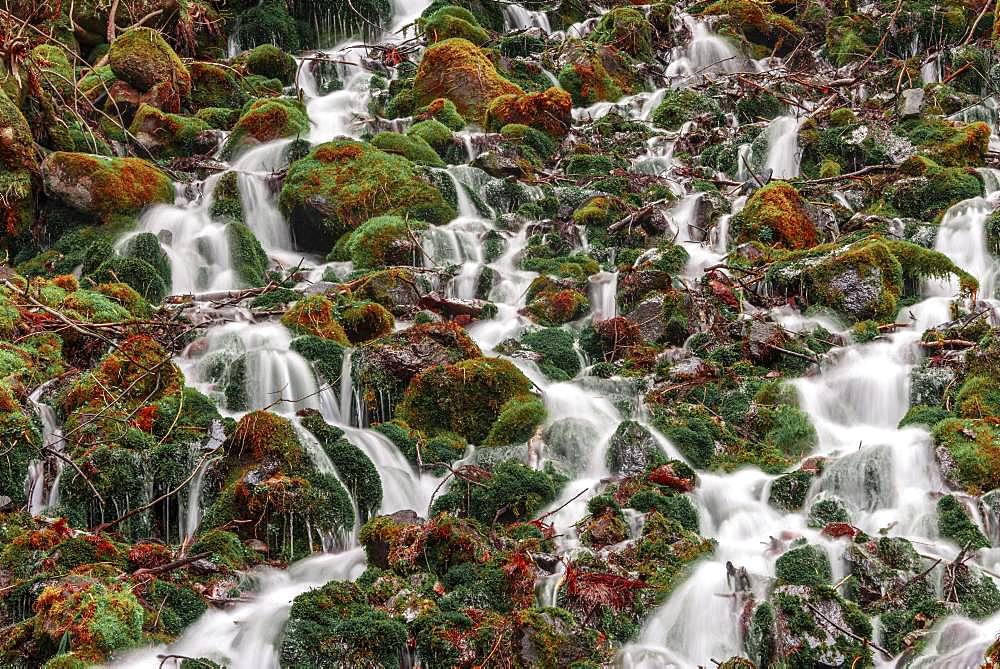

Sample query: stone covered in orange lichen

[412,38,523,123]
[486,87,573,138]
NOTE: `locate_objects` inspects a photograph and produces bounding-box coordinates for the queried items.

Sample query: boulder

[606,420,666,476]
[109,27,191,97]
[42,152,174,222]
[413,38,523,123]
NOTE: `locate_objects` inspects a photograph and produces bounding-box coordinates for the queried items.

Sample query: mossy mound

[128,105,213,158]
[557,41,637,105]
[486,87,573,138]
[280,140,456,253]
[41,152,173,223]
[371,131,445,167]
[108,27,191,96]
[224,97,308,157]
[732,181,818,250]
[413,38,523,123]
[651,88,724,131]
[420,5,490,45]
[347,215,427,269]
[590,7,653,59]
[244,44,296,84]
[398,357,537,444]
[281,295,351,343]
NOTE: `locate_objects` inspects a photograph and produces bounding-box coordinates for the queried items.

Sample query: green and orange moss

[732,181,818,250]
[128,104,212,158]
[41,152,173,222]
[224,97,308,157]
[523,276,590,326]
[108,27,191,96]
[228,410,304,466]
[413,97,467,131]
[486,87,573,138]
[397,357,535,443]
[419,5,490,45]
[189,61,247,111]
[698,0,803,54]
[281,294,350,344]
[280,140,455,252]
[346,215,427,269]
[32,575,144,663]
[412,38,523,123]
[338,302,395,344]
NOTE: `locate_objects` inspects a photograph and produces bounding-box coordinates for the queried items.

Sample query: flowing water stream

[106,2,1000,666]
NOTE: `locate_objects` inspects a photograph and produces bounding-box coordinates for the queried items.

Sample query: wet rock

[606,420,666,476]
[413,38,522,123]
[472,151,526,178]
[900,88,925,119]
[109,27,191,97]
[41,152,174,222]
[543,417,600,476]
[668,355,713,383]
[768,470,814,512]
[744,318,787,363]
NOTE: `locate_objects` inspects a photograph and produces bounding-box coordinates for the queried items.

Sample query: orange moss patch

[41,152,174,222]
[413,38,523,123]
[281,295,350,343]
[734,181,818,250]
[229,410,303,465]
[486,87,573,138]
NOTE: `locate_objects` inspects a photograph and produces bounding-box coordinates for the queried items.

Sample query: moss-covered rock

[420,5,490,45]
[128,104,213,158]
[590,7,653,59]
[557,41,637,105]
[775,543,832,587]
[189,62,247,112]
[245,44,296,84]
[651,88,723,131]
[937,494,990,550]
[280,140,455,253]
[227,221,269,286]
[371,131,445,167]
[486,87,573,138]
[347,215,427,269]
[41,152,173,223]
[224,97,308,157]
[109,27,191,96]
[398,357,535,443]
[281,295,350,343]
[732,181,818,249]
[413,38,523,123]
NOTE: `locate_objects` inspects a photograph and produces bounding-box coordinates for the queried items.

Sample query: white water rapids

[100,2,1000,667]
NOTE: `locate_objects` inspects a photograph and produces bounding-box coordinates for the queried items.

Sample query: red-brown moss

[486,87,573,138]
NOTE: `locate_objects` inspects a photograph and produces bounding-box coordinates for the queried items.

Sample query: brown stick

[134,552,211,578]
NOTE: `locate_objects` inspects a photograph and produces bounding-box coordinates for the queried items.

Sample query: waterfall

[762,114,802,179]
[503,4,551,31]
[234,140,296,254]
[588,271,618,320]
[25,383,65,515]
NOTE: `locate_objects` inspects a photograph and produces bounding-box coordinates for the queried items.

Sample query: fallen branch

[805,602,892,658]
[134,552,211,578]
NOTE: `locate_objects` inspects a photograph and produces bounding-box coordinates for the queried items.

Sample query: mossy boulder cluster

[3,0,1000,665]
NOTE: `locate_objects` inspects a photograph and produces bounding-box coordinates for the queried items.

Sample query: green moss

[281,581,407,668]
[281,295,350,343]
[224,97,308,158]
[887,160,984,220]
[775,543,832,586]
[398,357,534,443]
[371,131,446,167]
[245,44,296,83]
[482,393,546,447]
[629,490,699,531]
[433,460,564,523]
[338,302,395,344]
[937,494,990,550]
[227,222,269,287]
[146,580,207,636]
[768,471,814,512]
[232,0,300,52]
[211,171,243,222]
[41,152,173,223]
[414,98,466,131]
[520,328,580,380]
[407,119,454,157]
[651,89,723,131]
[189,62,246,112]
[91,256,168,303]
[300,410,382,520]
[346,215,427,269]
[420,5,490,44]
[807,498,849,528]
[590,7,652,59]
[189,529,250,570]
[280,140,455,253]
[108,27,190,95]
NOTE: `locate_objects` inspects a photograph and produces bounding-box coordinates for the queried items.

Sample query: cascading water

[112,1,1000,666]
[25,383,64,515]
[762,114,802,179]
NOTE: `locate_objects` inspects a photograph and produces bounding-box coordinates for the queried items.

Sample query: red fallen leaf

[822,522,860,539]
[647,464,695,492]
[799,456,827,474]
[453,314,472,326]
[433,581,445,595]
[709,278,739,307]
[565,564,648,617]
